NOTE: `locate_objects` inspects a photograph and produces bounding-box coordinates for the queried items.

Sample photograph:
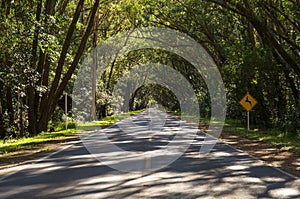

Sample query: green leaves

[0,0,298,138]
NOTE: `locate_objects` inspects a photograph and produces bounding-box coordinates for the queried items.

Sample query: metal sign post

[247,111,250,131]
[65,93,68,130]
[239,93,257,131]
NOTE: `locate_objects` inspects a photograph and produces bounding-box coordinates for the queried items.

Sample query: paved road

[0,110,299,199]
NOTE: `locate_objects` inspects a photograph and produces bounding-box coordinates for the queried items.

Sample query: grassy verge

[223,119,300,152]
[76,109,145,131]
[0,129,80,155]
[0,109,146,155]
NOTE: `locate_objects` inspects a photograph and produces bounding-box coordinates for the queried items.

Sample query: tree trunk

[38,0,100,133]
[0,81,5,139]
[91,12,99,121]
[27,86,37,135]
[27,0,42,135]
[19,96,25,137]
[239,1,300,77]
[209,0,300,77]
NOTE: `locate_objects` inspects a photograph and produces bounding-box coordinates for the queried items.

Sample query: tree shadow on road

[1,132,299,199]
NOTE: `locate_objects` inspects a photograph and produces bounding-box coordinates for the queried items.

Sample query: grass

[77,109,146,131]
[161,110,300,152]
[223,119,300,152]
[76,116,118,131]
[0,128,79,155]
[0,109,146,155]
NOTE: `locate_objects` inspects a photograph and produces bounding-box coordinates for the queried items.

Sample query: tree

[31,0,100,134]
[0,0,100,137]
[1,0,298,138]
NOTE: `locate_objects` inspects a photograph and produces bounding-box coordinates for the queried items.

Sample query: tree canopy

[0,0,299,138]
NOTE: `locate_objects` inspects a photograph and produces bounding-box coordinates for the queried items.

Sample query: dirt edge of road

[220,131,300,178]
[0,134,80,170]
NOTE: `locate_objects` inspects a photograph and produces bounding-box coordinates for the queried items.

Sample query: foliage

[142,0,299,133]
[283,105,300,137]
[0,0,100,137]
[0,0,299,139]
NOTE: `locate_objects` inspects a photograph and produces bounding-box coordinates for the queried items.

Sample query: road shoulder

[220,130,300,178]
[1,125,299,179]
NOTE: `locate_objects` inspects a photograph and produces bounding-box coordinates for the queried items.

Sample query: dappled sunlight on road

[0,112,299,198]
[269,186,300,198]
[0,139,299,198]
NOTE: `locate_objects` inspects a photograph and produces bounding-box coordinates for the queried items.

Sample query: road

[0,109,299,199]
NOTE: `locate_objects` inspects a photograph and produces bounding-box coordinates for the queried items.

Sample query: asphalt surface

[0,109,299,199]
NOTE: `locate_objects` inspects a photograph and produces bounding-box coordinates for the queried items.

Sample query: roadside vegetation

[0,109,145,155]
[223,119,300,152]
[0,1,298,154]
[170,109,300,152]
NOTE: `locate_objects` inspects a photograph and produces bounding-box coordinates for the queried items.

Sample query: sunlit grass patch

[0,128,79,155]
[76,109,146,131]
[0,109,146,155]
[76,118,116,131]
[128,109,146,115]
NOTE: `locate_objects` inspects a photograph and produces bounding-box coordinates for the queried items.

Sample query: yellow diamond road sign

[239,93,257,112]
